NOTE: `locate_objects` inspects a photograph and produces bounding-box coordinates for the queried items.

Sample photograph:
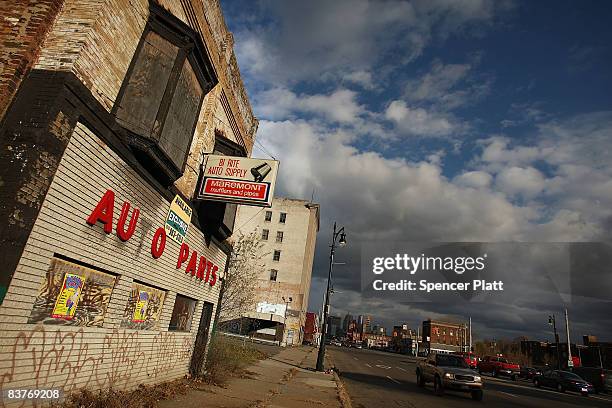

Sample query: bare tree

[219,230,267,323]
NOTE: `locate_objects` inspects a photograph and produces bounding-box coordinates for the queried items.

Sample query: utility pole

[549,315,561,369]
[565,309,573,368]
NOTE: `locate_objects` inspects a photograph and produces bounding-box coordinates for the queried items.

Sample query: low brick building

[422,319,469,354]
[0,0,258,399]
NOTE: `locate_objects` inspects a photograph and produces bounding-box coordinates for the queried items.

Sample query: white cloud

[495,166,545,198]
[342,70,375,89]
[385,100,462,137]
[232,0,514,86]
[254,88,365,124]
[454,170,493,189]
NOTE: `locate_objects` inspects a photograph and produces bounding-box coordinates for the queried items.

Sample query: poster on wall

[28,257,117,327]
[165,194,193,244]
[51,273,85,319]
[196,155,279,207]
[132,290,150,323]
[121,282,166,330]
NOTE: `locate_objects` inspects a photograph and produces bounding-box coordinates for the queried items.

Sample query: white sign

[197,155,279,207]
[256,301,286,317]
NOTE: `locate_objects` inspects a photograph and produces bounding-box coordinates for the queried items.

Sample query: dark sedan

[533,369,594,396]
[519,366,542,380]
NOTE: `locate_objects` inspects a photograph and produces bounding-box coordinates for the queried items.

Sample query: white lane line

[353,357,358,360]
[386,375,401,384]
[365,363,372,368]
[498,391,518,398]
[397,366,407,372]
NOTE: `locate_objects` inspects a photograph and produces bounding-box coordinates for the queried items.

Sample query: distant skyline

[221,0,612,342]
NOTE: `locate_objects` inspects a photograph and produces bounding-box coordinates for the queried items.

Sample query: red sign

[203,178,268,201]
[85,189,220,287]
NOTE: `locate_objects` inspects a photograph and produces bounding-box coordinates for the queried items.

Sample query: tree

[219,230,267,323]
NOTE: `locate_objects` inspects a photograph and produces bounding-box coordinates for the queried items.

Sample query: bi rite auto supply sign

[197,155,279,207]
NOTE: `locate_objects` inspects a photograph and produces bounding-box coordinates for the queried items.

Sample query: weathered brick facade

[0,0,258,404]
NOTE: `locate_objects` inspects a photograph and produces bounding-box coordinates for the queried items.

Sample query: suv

[416,353,484,401]
[477,356,520,380]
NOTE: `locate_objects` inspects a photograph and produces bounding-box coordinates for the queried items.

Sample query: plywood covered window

[114,3,217,184]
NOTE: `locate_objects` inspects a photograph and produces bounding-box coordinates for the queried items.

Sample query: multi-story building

[327,315,342,338]
[358,314,372,335]
[422,319,469,354]
[342,313,353,335]
[230,197,319,346]
[0,0,257,395]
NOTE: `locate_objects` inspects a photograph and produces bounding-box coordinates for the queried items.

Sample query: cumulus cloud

[385,100,464,137]
[254,88,366,124]
[496,166,546,198]
[231,0,514,86]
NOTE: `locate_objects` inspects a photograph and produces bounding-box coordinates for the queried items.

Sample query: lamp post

[316,222,347,371]
[549,315,561,369]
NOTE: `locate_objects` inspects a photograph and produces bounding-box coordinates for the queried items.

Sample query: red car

[458,352,478,369]
[477,356,520,380]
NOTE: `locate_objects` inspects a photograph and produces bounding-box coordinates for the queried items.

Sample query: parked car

[519,366,542,381]
[534,369,594,396]
[416,353,484,401]
[458,352,478,369]
[477,356,520,380]
[571,367,611,393]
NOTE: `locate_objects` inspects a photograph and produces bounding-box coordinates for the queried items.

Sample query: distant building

[230,197,320,346]
[422,319,469,354]
[359,314,372,334]
[342,313,353,334]
[304,312,320,346]
[392,324,418,354]
[363,332,392,348]
[327,315,342,338]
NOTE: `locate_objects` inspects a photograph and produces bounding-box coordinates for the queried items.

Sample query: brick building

[422,319,469,354]
[228,197,319,346]
[0,0,257,398]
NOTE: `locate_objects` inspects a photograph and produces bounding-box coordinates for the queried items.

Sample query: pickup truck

[477,356,520,380]
[416,353,484,400]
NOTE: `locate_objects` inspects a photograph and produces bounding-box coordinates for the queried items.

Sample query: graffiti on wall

[28,258,116,327]
[0,325,194,407]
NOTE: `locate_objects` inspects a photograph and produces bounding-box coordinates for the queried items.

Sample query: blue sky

[221,0,612,340]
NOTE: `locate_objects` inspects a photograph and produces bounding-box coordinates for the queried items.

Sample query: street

[328,346,612,408]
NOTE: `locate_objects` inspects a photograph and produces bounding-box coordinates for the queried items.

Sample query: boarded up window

[120,282,166,330]
[28,257,116,327]
[169,294,196,332]
[158,58,203,170]
[115,31,179,137]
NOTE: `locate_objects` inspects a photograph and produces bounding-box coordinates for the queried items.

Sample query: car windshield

[437,355,468,368]
[560,372,583,381]
[498,357,508,363]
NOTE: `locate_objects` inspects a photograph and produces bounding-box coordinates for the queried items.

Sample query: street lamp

[316,222,347,371]
[549,315,561,369]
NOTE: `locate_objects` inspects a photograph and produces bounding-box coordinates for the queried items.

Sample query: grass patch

[55,380,190,408]
[204,333,267,385]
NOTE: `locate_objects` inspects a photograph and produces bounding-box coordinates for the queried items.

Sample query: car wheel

[557,384,565,393]
[434,375,444,396]
[471,390,483,401]
[511,374,517,381]
[493,368,498,378]
[416,371,425,387]
[534,379,540,388]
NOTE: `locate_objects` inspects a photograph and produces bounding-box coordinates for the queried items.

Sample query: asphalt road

[328,346,612,408]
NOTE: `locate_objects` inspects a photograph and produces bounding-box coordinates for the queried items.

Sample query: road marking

[386,375,401,384]
[365,363,372,368]
[376,364,392,370]
[397,366,407,372]
[498,391,518,398]
[353,357,358,360]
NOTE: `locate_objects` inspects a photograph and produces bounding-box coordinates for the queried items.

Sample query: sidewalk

[159,346,345,408]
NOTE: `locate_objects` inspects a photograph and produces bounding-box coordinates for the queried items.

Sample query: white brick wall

[0,122,226,405]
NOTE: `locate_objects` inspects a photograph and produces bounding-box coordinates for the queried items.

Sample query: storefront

[0,121,227,393]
